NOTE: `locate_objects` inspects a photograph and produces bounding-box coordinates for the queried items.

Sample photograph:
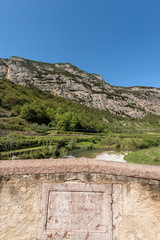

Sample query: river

[61,148,127,163]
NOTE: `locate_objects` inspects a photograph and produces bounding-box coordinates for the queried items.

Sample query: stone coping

[0,158,160,181]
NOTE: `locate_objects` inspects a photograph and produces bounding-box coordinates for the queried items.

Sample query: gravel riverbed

[95,151,127,162]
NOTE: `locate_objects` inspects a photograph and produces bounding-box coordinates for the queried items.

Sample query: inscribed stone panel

[38,182,112,240]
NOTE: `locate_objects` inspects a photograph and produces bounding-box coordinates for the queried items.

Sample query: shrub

[67,138,77,150]
[0,120,5,129]
[87,143,95,150]
[30,123,49,133]
[138,138,160,149]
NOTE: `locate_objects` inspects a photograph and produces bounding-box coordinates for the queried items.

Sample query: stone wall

[0,159,160,240]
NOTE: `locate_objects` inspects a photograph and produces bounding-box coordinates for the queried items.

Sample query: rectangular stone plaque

[38,183,112,240]
[47,191,105,232]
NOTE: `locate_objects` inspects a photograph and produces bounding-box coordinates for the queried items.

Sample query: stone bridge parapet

[0,158,160,240]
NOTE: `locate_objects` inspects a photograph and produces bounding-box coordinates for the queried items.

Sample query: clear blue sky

[0,0,160,87]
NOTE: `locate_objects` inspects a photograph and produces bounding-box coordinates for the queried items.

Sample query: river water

[62,148,126,163]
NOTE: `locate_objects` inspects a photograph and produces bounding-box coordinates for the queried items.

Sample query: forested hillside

[0,78,118,133]
[0,78,160,163]
[1,78,160,135]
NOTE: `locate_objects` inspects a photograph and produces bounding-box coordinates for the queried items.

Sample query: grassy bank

[124,146,160,165]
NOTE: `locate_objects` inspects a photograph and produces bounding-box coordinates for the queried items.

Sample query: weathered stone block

[38,182,120,240]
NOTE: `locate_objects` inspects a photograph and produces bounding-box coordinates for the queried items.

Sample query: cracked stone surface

[1,159,160,240]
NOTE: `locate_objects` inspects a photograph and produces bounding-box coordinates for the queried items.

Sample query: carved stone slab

[38,183,122,240]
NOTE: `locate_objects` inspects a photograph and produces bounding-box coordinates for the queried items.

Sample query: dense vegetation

[0,78,160,164]
[0,78,118,132]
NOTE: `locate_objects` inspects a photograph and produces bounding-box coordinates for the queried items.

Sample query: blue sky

[0,0,160,87]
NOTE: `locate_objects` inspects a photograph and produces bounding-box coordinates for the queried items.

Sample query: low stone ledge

[0,158,160,181]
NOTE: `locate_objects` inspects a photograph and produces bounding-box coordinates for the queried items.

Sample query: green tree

[56,112,81,131]
[20,103,50,124]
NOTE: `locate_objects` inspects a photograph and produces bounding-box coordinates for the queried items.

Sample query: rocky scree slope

[0,56,160,118]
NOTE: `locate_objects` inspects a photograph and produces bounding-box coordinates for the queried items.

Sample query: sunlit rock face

[1,56,160,118]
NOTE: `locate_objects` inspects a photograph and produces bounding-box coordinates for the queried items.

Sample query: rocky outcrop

[1,56,160,118]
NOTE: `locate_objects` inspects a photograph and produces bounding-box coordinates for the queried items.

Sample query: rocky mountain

[0,56,160,118]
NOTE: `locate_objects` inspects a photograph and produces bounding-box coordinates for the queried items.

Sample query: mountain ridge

[1,56,160,118]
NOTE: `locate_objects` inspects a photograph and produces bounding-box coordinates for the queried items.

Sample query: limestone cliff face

[1,56,160,118]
